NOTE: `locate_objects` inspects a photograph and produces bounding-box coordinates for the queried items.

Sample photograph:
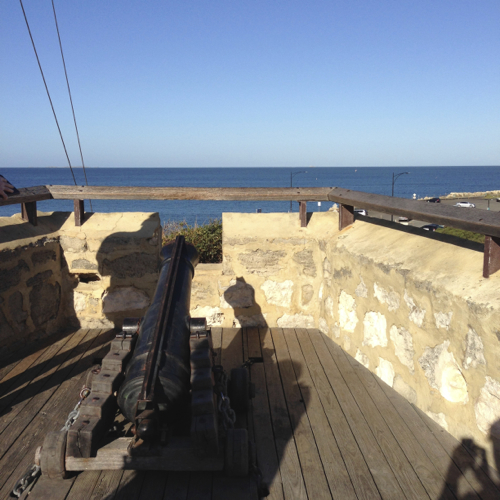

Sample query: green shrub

[436,227,485,244]
[162,219,222,263]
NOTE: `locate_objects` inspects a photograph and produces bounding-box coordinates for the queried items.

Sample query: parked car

[354,208,367,216]
[454,201,475,208]
[421,224,442,231]
[398,216,412,224]
[427,197,441,203]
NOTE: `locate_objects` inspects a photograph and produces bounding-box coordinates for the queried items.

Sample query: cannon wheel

[228,368,250,413]
[40,431,68,479]
[225,428,249,477]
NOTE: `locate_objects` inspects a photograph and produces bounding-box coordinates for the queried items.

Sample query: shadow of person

[222,277,267,330]
[221,279,309,498]
[490,419,500,477]
[95,213,161,330]
[438,435,500,499]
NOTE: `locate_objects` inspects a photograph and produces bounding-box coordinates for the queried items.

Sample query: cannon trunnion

[36,236,252,480]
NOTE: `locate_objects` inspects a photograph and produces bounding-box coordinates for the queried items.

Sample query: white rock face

[333,323,340,338]
[389,325,415,373]
[319,283,324,300]
[425,411,449,431]
[220,279,254,308]
[191,306,224,326]
[362,312,387,348]
[260,280,293,308]
[74,292,87,313]
[418,341,468,404]
[376,358,395,387]
[393,375,417,404]
[319,317,329,334]
[338,291,358,332]
[355,349,369,368]
[277,313,314,329]
[463,327,486,370]
[102,287,150,313]
[434,311,453,330]
[404,290,426,327]
[323,257,332,286]
[325,296,335,318]
[374,283,400,311]
[355,277,368,298]
[79,317,114,329]
[233,314,267,328]
[344,336,351,351]
[475,376,500,435]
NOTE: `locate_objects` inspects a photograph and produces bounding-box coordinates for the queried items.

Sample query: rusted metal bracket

[21,201,37,226]
[74,199,85,226]
[483,235,500,278]
[299,201,307,227]
[339,204,354,230]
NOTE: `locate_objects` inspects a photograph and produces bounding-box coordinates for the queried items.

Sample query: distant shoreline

[422,190,500,200]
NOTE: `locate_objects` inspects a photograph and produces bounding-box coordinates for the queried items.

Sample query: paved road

[356,196,500,229]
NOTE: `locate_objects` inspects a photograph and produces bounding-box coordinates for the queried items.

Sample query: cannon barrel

[117,237,199,429]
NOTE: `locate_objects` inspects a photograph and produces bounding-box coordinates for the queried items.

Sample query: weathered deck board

[295,328,380,500]
[344,347,456,500]
[271,328,331,500]
[308,329,406,499]
[246,327,284,500]
[2,327,499,499]
[324,335,430,499]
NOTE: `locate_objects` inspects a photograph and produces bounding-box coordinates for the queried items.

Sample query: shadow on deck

[1,327,500,500]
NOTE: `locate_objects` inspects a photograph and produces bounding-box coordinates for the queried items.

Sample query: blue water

[1,167,499,226]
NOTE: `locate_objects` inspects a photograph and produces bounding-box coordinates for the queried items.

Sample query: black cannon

[118,237,199,438]
[35,236,251,480]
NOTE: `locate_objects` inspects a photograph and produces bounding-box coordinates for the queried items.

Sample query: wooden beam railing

[2,185,500,276]
[328,187,500,278]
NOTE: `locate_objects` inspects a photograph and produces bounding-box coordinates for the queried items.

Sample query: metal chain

[11,464,41,498]
[61,386,91,432]
[218,393,236,430]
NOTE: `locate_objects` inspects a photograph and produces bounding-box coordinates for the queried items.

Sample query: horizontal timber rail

[1,185,500,277]
[329,187,500,278]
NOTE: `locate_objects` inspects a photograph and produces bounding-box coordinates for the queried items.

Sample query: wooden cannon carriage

[35,236,253,480]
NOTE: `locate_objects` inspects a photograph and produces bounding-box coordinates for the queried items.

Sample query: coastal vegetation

[436,227,485,244]
[163,219,223,263]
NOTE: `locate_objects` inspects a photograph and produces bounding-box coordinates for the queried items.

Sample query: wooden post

[483,235,500,278]
[74,200,84,226]
[21,201,37,226]
[339,204,354,231]
[299,201,307,227]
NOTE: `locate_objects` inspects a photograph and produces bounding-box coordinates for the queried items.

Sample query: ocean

[1,166,499,226]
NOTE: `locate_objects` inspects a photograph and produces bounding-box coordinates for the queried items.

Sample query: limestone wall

[190,211,500,467]
[0,211,161,355]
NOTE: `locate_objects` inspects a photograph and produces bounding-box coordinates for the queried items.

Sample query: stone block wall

[0,211,161,355]
[190,212,339,329]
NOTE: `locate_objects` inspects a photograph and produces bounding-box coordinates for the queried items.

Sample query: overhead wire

[19,0,77,185]
[51,0,93,211]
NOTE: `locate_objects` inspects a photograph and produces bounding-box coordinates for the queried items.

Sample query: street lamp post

[290,170,307,211]
[391,171,409,222]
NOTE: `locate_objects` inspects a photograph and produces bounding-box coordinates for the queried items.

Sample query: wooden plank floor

[1,327,500,499]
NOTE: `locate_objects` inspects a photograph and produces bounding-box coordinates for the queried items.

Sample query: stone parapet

[0,211,161,354]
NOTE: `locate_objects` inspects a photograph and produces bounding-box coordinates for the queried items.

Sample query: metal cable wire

[19,0,77,185]
[51,0,93,210]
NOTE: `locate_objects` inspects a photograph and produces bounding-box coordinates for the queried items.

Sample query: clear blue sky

[1,0,499,168]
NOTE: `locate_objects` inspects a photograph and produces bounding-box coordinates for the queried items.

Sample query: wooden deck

[1,327,500,499]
